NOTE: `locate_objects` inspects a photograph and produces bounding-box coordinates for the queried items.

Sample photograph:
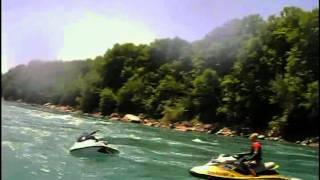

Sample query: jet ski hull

[69,139,119,156]
[189,164,290,180]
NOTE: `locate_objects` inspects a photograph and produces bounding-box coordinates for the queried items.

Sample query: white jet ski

[69,130,119,156]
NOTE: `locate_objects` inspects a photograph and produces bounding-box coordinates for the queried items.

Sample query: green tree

[99,88,117,115]
[192,69,220,122]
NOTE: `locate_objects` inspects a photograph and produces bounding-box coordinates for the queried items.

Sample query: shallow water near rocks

[2,101,319,180]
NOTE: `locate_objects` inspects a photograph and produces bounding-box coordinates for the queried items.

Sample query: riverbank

[6,100,319,148]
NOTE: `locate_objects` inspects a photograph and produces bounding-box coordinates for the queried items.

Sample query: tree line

[2,7,318,140]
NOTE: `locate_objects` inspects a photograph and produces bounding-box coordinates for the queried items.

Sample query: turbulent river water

[2,101,319,180]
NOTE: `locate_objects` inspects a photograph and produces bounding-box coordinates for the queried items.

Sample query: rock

[110,117,121,121]
[203,124,213,129]
[138,113,146,119]
[301,141,308,146]
[215,127,235,136]
[122,114,141,123]
[143,119,159,127]
[175,127,188,132]
[195,123,202,127]
[174,125,195,132]
[43,103,51,107]
[195,127,206,133]
[309,137,319,143]
[174,122,194,132]
[273,137,279,141]
[295,141,301,144]
[110,113,120,118]
[308,143,319,147]
[72,110,82,115]
[180,121,193,127]
[258,135,265,140]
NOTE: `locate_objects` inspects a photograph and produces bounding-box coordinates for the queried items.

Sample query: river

[2,101,319,180]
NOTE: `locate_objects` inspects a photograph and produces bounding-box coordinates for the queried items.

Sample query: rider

[237,133,262,176]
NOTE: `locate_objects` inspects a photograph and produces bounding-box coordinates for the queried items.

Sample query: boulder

[138,113,146,119]
[203,124,213,130]
[91,112,102,118]
[110,113,121,118]
[258,135,265,140]
[174,126,190,132]
[143,119,159,126]
[43,103,51,107]
[273,137,279,141]
[308,143,319,147]
[309,137,319,143]
[110,117,121,121]
[301,141,308,146]
[122,114,141,123]
[215,127,235,136]
[177,121,193,127]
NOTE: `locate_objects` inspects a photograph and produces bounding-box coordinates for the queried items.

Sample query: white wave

[167,141,183,145]
[129,134,142,140]
[110,134,142,140]
[125,155,149,163]
[149,137,162,141]
[192,138,219,146]
[28,111,52,119]
[22,153,32,159]
[96,121,112,125]
[149,149,171,155]
[169,152,194,157]
[40,168,50,173]
[20,127,52,137]
[2,141,16,151]
[125,129,145,134]
[37,154,48,160]
[152,159,188,168]
[30,171,38,175]
[28,111,84,126]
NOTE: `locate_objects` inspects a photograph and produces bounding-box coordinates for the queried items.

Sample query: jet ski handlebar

[89,130,100,135]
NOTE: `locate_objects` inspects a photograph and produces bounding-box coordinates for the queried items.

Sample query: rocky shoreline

[13,101,320,148]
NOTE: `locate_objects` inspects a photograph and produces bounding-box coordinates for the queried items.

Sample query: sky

[2,0,318,73]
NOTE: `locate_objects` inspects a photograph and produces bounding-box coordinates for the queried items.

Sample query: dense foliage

[2,7,318,140]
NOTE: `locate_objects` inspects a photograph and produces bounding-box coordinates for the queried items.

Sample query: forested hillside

[2,7,318,140]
